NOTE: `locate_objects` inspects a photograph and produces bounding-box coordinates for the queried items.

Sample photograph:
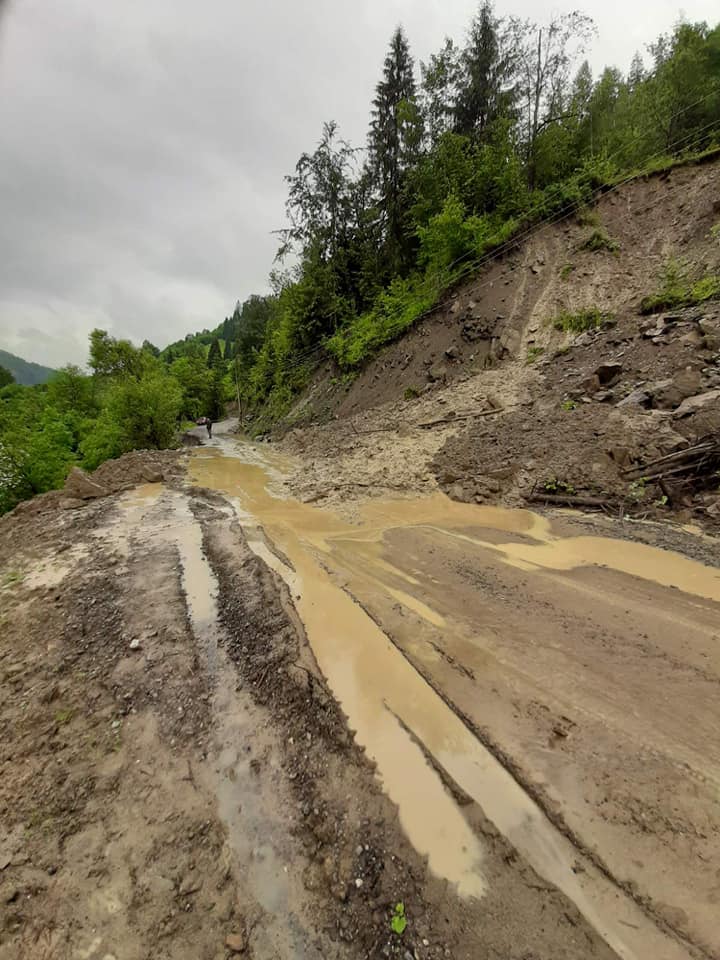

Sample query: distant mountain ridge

[0,349,55,385]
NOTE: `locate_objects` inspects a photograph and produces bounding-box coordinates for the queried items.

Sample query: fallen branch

[622,439,718,480]
[418,407,503,429]
[528,493,613,508]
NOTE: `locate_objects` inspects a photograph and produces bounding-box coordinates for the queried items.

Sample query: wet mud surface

[1,434,718,959]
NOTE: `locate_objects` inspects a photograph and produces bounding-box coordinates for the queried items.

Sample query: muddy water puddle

[106,487,322,959]
[189,442,719,960]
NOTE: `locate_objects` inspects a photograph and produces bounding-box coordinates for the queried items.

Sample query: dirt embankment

[276,157,720,529]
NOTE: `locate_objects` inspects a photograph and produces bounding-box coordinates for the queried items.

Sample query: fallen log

[622,440,717,480]
[528,493,613,508]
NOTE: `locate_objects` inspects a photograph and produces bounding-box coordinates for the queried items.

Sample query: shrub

[640,258,720,313]
[581,229,619,254]
[552,308,611,334]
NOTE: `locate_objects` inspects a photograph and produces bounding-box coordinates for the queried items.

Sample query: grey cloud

[1,0,718,368]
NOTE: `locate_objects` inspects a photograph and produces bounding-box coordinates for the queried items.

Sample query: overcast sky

[0,0,717,368]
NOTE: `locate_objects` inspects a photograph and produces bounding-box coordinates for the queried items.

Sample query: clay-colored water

[189,441,717,960]
[109,487,320,959]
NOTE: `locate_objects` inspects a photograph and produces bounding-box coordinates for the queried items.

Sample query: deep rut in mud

[185,438,720,960]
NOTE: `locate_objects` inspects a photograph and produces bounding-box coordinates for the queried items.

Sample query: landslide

[278,156,720,528]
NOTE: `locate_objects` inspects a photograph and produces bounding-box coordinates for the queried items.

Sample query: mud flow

[189,439,720,960]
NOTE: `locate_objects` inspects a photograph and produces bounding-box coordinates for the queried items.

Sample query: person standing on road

[206,418,213,438]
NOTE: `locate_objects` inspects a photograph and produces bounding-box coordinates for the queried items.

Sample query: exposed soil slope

[278,156,720,528]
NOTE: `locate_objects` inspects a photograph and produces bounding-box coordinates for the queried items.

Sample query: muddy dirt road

[1,430,718,960]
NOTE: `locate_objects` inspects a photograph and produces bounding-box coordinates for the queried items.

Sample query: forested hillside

[0,350,55,386]
[1,4,719,515]
[224,6,719,422]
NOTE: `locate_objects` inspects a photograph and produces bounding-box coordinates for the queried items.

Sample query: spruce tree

[206,338,222,369]
[454,2,515,140]
[369,26,423,275]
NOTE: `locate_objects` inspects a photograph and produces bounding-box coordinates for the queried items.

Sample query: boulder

[582,374,601,394]
[447,482,473,503]
[427,363,448,383]
[673,388,720,418]
[64,467,109,500]
[672,368,702,398]
[617,387,651,409]
[706,499,720,520]
[594,362,623,387]
[140,467,163,483]
[58,497,85,510]
[648,379,684,410]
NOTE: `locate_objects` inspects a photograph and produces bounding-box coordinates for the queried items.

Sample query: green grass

[560,263,575,280]
[576,206,599,227]
[403,386,420,400]
[526,346,545,364]
[561,399,578,411]
[2,570,23,587]
[640,258,720,314]
[581,229,619,254]
[551,307,611,334]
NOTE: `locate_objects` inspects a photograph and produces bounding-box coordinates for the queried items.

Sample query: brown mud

[1,430,718,960]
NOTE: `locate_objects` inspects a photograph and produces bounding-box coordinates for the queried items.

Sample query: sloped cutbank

[433,301,720,526]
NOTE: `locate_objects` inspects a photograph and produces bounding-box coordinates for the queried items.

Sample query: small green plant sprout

[390,901,407,936]
[2,570,23,587]
[653,494,669,508]
[404,386,420,400]
[55,709,74,727]
[560,263,575,280]
[561,398,577,411]
[526,345,545,364]
[710,223,720,241]
[627,477,648,502]
[543,477,577,495]
[581,229,619,254]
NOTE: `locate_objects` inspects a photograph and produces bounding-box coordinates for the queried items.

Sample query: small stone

[129,638,142,651]
[225,931,247,953]
[354,877,364,888]
[444,344,459,360]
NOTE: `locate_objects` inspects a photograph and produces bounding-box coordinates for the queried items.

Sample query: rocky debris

[706,498,720,519]
[58,497,86,510]
[427,363,448,383]
[617,387,651,409]
[64,467,110,500]
[460,310,494,343]
[225,930,247,953]
[444,344,460,360]
[594,362,623,387]
[673,388,720,418]
[140,467,164,483]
